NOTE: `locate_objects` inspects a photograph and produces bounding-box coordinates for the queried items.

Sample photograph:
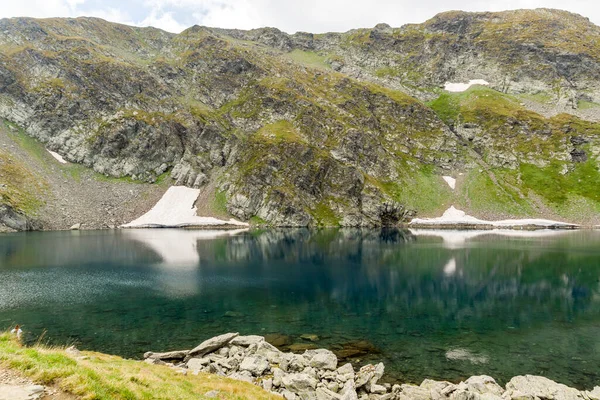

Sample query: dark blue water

[1,228,599,389]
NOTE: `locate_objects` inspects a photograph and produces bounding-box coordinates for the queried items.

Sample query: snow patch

[442,176,456,190]
[122,186,249,228]
[47,149,67,164]
[444,79,489,92]
[410,206,578,229]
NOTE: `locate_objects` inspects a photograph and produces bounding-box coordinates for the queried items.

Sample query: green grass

[455,169,533,217]
[368,166,453,216]
[311,200,340,227]
[285,49,330,69]
[516,92,554,104]
[0,332,279,400]
[520,159,600,205]
[212,190,228,215]
[578,100,600,110]
[255,120,304,144]
[0,151,47,215]
[248,216,268,226]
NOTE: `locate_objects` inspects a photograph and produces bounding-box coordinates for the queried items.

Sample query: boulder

[304,349,338,371]
[463,376,503,396]
[506,376,584,400]
[231,335,265,346]
[229,371,254,383]
[368,363,384,388]
[273,368,285,387]
[336,363,355,383]
[186,357,210,371]
[397,385,431,400]
[585,387,600,400]
[188,332,239,357]
[262,378,273,392]
[282,373,319,393]
[144,350,189,361]
[355,363,384,389]
[340,379,359,400]
[254,341,283,363]
[370,384,386,395]
[317,387,342,400]
[282,389,298,400]
[239,355,270,376]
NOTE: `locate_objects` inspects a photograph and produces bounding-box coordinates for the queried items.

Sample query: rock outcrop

[145,333,599,400]
[2,12,600,229]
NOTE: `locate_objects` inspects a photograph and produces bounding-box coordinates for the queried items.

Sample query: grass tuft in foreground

[0,332,278,400]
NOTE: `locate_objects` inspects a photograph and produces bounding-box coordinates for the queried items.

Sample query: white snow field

[444,79,489,92]
[122,186,249,228]
[410,206,578,229]
[47,149,67,164]
[442,176,456,190]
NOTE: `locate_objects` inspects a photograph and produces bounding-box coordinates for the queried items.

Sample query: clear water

[1,228,599,389]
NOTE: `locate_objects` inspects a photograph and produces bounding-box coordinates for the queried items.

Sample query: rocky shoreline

[144,333,600,400]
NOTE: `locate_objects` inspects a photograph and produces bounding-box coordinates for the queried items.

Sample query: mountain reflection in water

[0,228,599,389]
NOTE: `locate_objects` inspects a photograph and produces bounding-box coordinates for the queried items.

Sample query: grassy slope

[427,86,600,222]
[0,333,278,400]
[0,121,49,216]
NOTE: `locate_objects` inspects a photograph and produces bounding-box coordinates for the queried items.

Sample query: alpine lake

[1,228,599,389]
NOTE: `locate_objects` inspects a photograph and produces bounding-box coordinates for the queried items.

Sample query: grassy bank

[0,333,278,400]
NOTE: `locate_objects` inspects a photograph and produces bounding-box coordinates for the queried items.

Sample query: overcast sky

[0,0,598,33]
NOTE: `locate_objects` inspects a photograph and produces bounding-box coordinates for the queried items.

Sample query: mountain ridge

[1,9,600,230]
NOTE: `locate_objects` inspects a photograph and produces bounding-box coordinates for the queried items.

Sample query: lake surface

[1,228,599,389]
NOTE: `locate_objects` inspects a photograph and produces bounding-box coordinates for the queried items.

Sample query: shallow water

[1,228,599,388]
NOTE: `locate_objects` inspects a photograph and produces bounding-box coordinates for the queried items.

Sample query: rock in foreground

[144,333,599,400]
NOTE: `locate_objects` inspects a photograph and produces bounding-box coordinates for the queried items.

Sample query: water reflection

[1,228,600,388]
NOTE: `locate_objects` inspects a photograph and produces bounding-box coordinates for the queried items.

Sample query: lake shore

[2,331,598,400]
[141,332,600,400]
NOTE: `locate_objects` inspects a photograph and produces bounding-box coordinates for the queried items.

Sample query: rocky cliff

[1,9,600,230]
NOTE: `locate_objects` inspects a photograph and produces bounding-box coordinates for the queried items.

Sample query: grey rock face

[0,205,39,231]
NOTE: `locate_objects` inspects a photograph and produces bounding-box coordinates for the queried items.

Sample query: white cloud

[0,0,598,34]
[139,10,188,32]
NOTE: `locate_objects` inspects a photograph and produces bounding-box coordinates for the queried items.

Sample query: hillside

[1,10,600,230]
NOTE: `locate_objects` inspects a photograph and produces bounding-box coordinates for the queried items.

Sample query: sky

[0,0,598,34]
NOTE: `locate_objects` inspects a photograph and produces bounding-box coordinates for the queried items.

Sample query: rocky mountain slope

[1,9,600,230]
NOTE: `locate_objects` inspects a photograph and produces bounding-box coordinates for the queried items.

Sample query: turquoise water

[1,228,599,389]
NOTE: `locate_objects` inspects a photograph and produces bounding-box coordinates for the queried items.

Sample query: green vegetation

[212,190,228,215]
[516,92,554,104]
[578,100,600,110]
[255,120,305,144]
[249,216,268,226]
[285,49,330,69]
[455,169,533,217]
[0,151,47,215]
[368,166,453,216]
[0,332,278,400]
[520,159,600,205]
[312,200,340,227]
